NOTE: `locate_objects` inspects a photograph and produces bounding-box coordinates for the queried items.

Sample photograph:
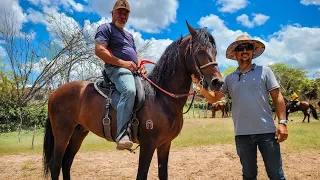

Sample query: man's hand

[122,61,137,72]
[139,65,147,74]
[191,75,202,88]
[275,124,288,143]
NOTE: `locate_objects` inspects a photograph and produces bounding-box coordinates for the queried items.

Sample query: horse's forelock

[193,28,216,51]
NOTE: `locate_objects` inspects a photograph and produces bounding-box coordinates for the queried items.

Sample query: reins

[138,60,194,98]
[138,60,197,114]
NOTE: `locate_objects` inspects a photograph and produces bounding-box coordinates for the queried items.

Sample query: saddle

[94,69,145,144]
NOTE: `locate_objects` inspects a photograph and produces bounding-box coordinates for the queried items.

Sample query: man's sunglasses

[235,44,254,52]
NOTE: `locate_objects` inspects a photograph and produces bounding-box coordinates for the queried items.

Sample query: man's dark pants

[235,133,285,180]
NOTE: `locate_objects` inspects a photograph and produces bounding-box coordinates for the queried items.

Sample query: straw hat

[111,0,130,12]
[226,34,265,60]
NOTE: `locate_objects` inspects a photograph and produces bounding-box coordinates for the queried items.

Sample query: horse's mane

[148,37,183,88]
[148,28,216,89]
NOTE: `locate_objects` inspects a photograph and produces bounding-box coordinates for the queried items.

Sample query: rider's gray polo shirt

[220,64,280,136]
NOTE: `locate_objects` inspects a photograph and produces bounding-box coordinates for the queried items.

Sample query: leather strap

[102,88,115,142]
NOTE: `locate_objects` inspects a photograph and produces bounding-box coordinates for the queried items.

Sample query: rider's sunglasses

[235,44,254,52]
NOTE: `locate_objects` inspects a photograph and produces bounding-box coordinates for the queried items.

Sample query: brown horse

[286,100,318,123]
[43,22,223,180]
[208,101,228,118]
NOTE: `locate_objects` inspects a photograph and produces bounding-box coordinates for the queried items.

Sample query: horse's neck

[156,62,192,109]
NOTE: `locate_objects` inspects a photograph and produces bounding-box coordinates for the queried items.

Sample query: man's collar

[235,63,257,74]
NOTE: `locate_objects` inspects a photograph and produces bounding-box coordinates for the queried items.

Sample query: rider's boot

[116,134,133,150]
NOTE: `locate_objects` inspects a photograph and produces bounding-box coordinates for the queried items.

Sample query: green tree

[222,66,237,76]
[268,63,307,96]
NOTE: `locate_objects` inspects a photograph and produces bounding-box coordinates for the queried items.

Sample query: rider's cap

[111,0,130,12]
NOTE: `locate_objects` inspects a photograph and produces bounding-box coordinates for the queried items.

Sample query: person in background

[289,90,299,107]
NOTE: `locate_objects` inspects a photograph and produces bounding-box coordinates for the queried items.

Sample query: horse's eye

[198,50,206,54]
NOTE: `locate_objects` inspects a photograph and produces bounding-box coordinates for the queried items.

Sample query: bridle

[186,35,218,87]
[139,35,218,98]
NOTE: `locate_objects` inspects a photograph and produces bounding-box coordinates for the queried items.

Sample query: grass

[0,113,319,156]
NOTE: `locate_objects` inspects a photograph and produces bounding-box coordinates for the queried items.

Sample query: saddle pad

[94,75,145,112]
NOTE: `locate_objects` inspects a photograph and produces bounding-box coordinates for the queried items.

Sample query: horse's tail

[43,116,54,177]
[309,104,318,120]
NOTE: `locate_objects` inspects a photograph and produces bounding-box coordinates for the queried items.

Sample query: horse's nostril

[211,78,219,85]
[211,78,224,86]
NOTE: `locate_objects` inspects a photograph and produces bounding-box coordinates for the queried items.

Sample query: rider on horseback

[289,90,299,107]
[94,0,145,150]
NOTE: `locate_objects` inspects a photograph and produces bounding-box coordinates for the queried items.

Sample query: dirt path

[1,145,319,180]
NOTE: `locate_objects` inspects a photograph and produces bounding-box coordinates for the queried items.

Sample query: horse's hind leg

[157,142,171,180]
[62,125,89,180]
[302,113,307,123]
[50,126,75,180]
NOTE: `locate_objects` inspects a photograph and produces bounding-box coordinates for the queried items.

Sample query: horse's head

[183,21,223,91]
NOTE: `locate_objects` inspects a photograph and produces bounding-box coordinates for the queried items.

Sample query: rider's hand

[122,61,137,72]
[139,65,147,74]
[275,124,288,143]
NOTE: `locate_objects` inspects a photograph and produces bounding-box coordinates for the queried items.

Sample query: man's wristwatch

[279,120,288,125]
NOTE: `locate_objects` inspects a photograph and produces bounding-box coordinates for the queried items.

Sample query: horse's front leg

[157,141,171,180]
[136,144,156,180]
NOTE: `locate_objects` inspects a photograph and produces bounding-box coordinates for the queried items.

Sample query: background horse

[208,101,228,118]
[43,22,223,180]
[286,100,318,123]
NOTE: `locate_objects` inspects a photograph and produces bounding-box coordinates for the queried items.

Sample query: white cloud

[236,14,254,28]
[27,0,84,12]
[217,0,249,13]
[0,0,27,32]
[253,13,270,26]
[237,13,269,28]
[27,8,46,24]
[264,25,320,75]
[64,0,85,12]
[86,0,178,33]
[300,0,320,5]
[27,0,51,6]
[198,15,320,78]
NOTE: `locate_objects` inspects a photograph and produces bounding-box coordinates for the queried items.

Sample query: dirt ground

[0,144,320,180]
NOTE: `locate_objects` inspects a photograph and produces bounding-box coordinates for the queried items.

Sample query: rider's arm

[95,43,127,67]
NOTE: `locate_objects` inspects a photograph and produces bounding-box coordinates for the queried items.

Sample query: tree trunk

[18,108,23,142]
[32,124,37,149]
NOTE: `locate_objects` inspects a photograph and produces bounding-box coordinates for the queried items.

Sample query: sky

[1,0,320,79]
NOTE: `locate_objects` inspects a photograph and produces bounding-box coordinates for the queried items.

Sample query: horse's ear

[186,20,197,37]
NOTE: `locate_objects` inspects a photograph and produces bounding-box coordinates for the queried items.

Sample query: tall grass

[0,113,319,156]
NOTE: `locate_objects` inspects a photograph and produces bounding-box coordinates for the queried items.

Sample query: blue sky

[1,0,320,79]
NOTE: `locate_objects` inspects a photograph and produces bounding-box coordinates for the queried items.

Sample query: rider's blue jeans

[104,65,136,137]
[235,133,286,180]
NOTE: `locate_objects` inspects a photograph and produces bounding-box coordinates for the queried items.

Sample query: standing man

[193,34,288,179]
[95,0,140,150]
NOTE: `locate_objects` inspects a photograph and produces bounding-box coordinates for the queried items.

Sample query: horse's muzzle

[210,78,224,91]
